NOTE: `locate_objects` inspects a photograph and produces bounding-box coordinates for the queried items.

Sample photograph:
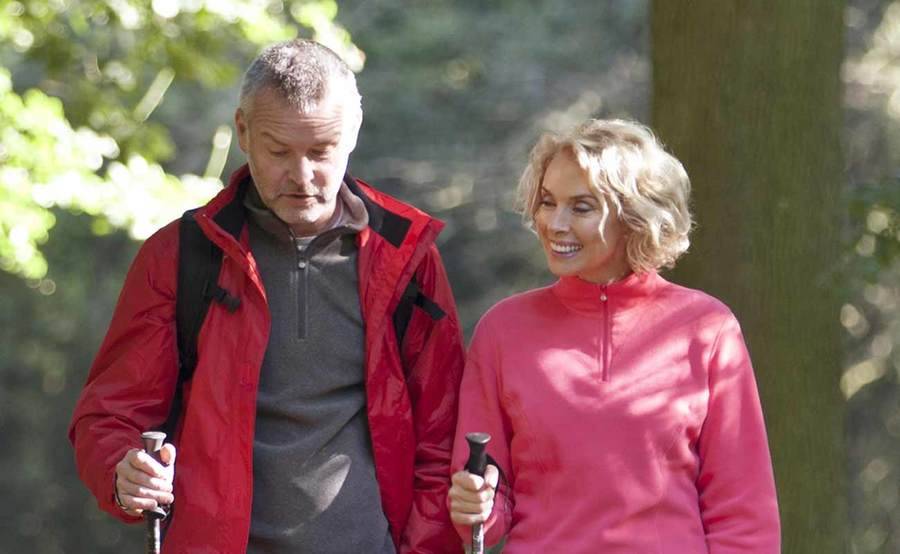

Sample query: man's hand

[448,464,499,526]
[114,443,176,516]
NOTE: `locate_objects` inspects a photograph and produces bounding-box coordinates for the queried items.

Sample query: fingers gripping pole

[141,431,168,554]
[465,432,491,554]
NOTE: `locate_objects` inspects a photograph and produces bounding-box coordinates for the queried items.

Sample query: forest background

[1,1,898,553]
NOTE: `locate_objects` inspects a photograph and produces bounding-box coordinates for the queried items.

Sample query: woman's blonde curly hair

[515,118,693,273]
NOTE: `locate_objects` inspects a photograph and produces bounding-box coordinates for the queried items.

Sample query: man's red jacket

[69,166,465,552]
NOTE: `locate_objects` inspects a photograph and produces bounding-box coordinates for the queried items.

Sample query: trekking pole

[141,431,168,554]
[465,432,491,554]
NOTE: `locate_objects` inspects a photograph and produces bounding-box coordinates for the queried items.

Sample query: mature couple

[69,39,780,553]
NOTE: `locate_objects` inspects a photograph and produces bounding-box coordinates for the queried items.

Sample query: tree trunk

[651,2,847,552]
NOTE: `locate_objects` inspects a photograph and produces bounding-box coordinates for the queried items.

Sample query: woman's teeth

[550,242,581,253]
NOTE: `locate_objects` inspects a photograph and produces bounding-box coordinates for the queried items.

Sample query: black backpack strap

[175,209,222,380]
[159,210,221,438]
[392,277,447,347]
[160,204,243,438]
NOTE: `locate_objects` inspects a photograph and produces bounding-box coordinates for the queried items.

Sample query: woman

[448,119,780,553]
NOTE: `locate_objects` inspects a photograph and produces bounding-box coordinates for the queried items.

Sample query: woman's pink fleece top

[451,271,780,553]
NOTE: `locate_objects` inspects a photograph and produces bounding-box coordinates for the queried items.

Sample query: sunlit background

[1,1,898,552]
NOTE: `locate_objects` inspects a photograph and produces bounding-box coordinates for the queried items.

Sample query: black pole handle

[465,432,491,554]
[141,431,168,554]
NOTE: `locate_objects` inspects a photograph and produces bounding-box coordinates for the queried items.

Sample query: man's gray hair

[239,39,361,114]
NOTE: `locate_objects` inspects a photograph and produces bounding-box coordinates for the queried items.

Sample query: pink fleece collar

[551,271,662,313]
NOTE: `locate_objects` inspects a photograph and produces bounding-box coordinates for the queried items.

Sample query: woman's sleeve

[697,314,781,553]
[450,318,514,548]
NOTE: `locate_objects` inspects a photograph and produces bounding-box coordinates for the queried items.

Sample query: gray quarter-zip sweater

[244,184,395,554]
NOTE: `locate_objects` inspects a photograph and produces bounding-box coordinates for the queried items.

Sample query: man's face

[235,87,361,236]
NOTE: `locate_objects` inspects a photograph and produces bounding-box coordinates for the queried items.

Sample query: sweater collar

[243,180,369,243]
[551,271,662,314]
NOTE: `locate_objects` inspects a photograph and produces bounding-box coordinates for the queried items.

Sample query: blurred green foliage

[842,178,900,554]
[0,208,139,552]
[841,4,900,552]
[846,180,900,284]
[0,0,359,279]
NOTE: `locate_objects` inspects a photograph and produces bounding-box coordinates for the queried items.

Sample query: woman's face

[534,150,631,284]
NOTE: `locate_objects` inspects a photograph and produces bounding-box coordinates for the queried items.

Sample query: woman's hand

[448,464,500,525]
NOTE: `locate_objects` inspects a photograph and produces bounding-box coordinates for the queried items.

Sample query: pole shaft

[146,518,161,554]
[141,431,167,554]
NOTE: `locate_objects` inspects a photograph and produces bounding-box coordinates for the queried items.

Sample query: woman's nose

[548,208,570,232]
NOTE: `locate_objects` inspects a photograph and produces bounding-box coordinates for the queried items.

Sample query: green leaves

[0,69,116,278]
[0,0,359,280]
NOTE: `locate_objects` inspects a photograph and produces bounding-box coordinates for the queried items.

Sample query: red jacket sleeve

[68,225,180,522]
[398,244,466,553]
[697,315,781,553]
[450,315,513,548]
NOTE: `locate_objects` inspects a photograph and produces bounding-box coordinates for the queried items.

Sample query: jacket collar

[242,178,369,243]
[197,163,441,259]
[344,175,413,248]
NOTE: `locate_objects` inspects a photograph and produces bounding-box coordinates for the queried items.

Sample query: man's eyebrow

[260,131,286,145]
[314,138,341,147]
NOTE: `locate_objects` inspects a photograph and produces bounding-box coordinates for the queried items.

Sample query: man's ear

[345,107,362,153]
[235,108,250,153]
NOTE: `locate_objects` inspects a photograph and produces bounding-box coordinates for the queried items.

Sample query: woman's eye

[269,150,288,157]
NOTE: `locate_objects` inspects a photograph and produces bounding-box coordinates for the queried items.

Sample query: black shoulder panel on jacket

[344,174,411,248]
[213,176,249,241]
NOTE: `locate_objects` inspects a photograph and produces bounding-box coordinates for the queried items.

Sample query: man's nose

[288,155,315,184]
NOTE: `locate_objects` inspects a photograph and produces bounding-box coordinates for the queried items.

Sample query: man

[69,39,465,553]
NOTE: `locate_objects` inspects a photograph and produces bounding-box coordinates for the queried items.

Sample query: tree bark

[651,2,847,552]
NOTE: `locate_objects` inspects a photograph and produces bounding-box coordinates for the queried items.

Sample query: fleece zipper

[600,286,611,382]
[294,239,310,340]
